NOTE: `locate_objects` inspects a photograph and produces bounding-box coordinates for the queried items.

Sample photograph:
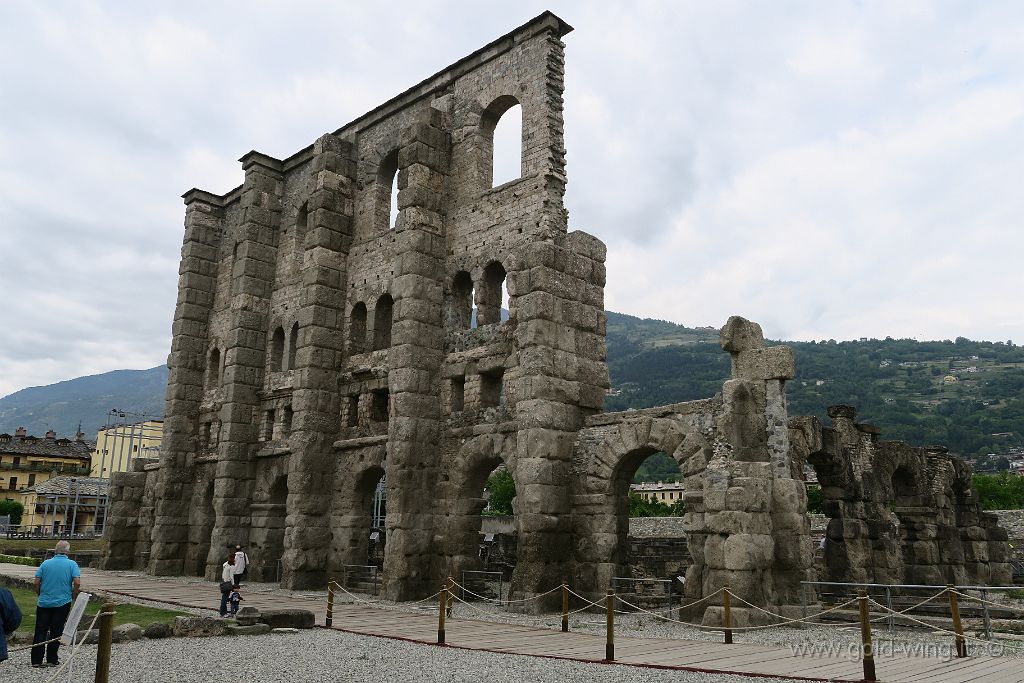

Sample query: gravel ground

[1,628,793,683]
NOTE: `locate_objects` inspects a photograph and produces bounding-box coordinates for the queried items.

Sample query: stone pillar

[206,153,282,578]
[507,230,609,606]
[282,134,356,588]
[382,108,450,600]
[100,459,150,570]
[147,190,223,575]
[697,317,800,623]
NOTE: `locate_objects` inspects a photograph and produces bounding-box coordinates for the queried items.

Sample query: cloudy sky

[1,1,1022,397]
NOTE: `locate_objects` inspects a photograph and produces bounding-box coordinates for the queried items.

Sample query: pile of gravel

[4,628,791,683]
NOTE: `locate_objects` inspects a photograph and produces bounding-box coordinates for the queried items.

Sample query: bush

[0,500,23,524]
[0,554,40,567]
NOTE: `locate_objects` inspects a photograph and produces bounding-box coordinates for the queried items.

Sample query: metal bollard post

[981,588,992,640]
[438,583,448,645]
[858,590,876,682]
[605,590,614,661]
[326,577,335,628]
[885,586,893,633]
[94,602,116,683]
[722,585,733,644]
[561,582,569,633]
[947,585,967,658]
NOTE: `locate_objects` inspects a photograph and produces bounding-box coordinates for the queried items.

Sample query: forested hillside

[606,312,1024,468]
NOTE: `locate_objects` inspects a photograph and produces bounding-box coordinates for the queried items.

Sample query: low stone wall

[627,517,687,537]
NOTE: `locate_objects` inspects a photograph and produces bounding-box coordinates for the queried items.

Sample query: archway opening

[377,149,400,232]
[350,302,367,354]
[448,443,517,602]
[450,271,473,330]
[373,294,393,350]
[207,348,220,389]
[891,466,922,582]
[270,327,285,371]
[481,96,522,188]
[252,474,288,583]
[476,261,506,326]
[335,465,386,595]
[288,323,298,370]
[610,448,686,607]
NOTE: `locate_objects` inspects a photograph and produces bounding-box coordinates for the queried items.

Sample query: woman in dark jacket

[0,586,23,662]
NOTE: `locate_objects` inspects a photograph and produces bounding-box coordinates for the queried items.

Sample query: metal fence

[801,580,1023,639]
[611,577,676,617]
[460,570,505,605]
[339,564,381,595]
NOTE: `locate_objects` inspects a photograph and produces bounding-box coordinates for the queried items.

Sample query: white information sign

[60,592,93,646]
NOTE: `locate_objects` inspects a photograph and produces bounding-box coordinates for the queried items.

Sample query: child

[228,588,243,617]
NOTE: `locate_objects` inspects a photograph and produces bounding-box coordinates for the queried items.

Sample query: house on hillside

[630,481,685,505]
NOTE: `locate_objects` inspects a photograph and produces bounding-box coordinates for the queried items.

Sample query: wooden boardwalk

[3,563,1022,682]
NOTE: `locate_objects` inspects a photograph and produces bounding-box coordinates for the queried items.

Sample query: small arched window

[450,271,473,330]
[288,323,298,370]
[270,327,285,371]
[373,294,394,350]
[350,303,367,354]
[481,96,522,188]
[207,348,220,389]
[476,261,506,326]
[376,149,400,232]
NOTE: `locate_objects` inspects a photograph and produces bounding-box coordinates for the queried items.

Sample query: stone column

[206,152,282,578]
[382,108,450,600]
[282,134,356,588]
[507,230,609,606]
[147,191,224,575]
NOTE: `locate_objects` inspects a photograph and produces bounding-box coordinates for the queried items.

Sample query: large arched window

[350,302,367,355]
[481,96,522,188]
[270,327,285,371]
[373,294,394,350]
[376,149,400,232]
[288,322,298,370]
[476,261,507,326]
[450,271,473,330]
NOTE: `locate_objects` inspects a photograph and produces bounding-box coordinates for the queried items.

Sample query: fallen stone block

[235,606,261,627]
[172,615,229,637]
[227,623,272,636]
[257,609,315,629]
[112,623,143,643]
[143,622,172,639]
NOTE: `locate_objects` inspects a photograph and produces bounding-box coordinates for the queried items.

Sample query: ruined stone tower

[102,11,1010,620]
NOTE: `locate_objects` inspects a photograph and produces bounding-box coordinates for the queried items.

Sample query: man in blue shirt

[31,540,81,668]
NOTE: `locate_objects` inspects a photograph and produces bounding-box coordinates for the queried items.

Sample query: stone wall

[101,11,1012,621]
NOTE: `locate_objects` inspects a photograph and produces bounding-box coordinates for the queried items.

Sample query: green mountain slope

[0,366,167,437]
[606,312,1024,467]
[2,313,1020,466]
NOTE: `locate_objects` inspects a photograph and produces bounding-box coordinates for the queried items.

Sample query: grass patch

[8,585,186,634]
[0,539,104,552]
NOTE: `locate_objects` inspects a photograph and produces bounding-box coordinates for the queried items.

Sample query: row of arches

[365,95,524,236]
[349,294,393,354]
[270,323,300,372]
[448,261,508,329]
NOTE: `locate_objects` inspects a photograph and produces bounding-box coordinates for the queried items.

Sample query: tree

[0,500,23,524]
[483,468,516,516]
[806,485,823,514]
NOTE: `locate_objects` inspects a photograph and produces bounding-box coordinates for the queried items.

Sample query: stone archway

[441,432,518,583]
[571,415,711,597]
[250,474,288,582]
[328,444,387,576]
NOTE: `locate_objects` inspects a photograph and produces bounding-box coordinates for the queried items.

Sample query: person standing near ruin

[219,554,235,617]
[232,545,249,587]
[31,540,80,668]
[0,585,22,663]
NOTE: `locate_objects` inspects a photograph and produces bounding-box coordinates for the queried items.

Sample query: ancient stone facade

[790,407,1012,587]
[102,12,1010,621]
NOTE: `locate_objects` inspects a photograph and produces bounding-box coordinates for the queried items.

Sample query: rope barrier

[447,580,562,605]
[42,609,110,683]
[866,597,1024,651]
[951,589,1018,610]
[867,587,949,624]
[725,591,863,629]
[329,580,442,608]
